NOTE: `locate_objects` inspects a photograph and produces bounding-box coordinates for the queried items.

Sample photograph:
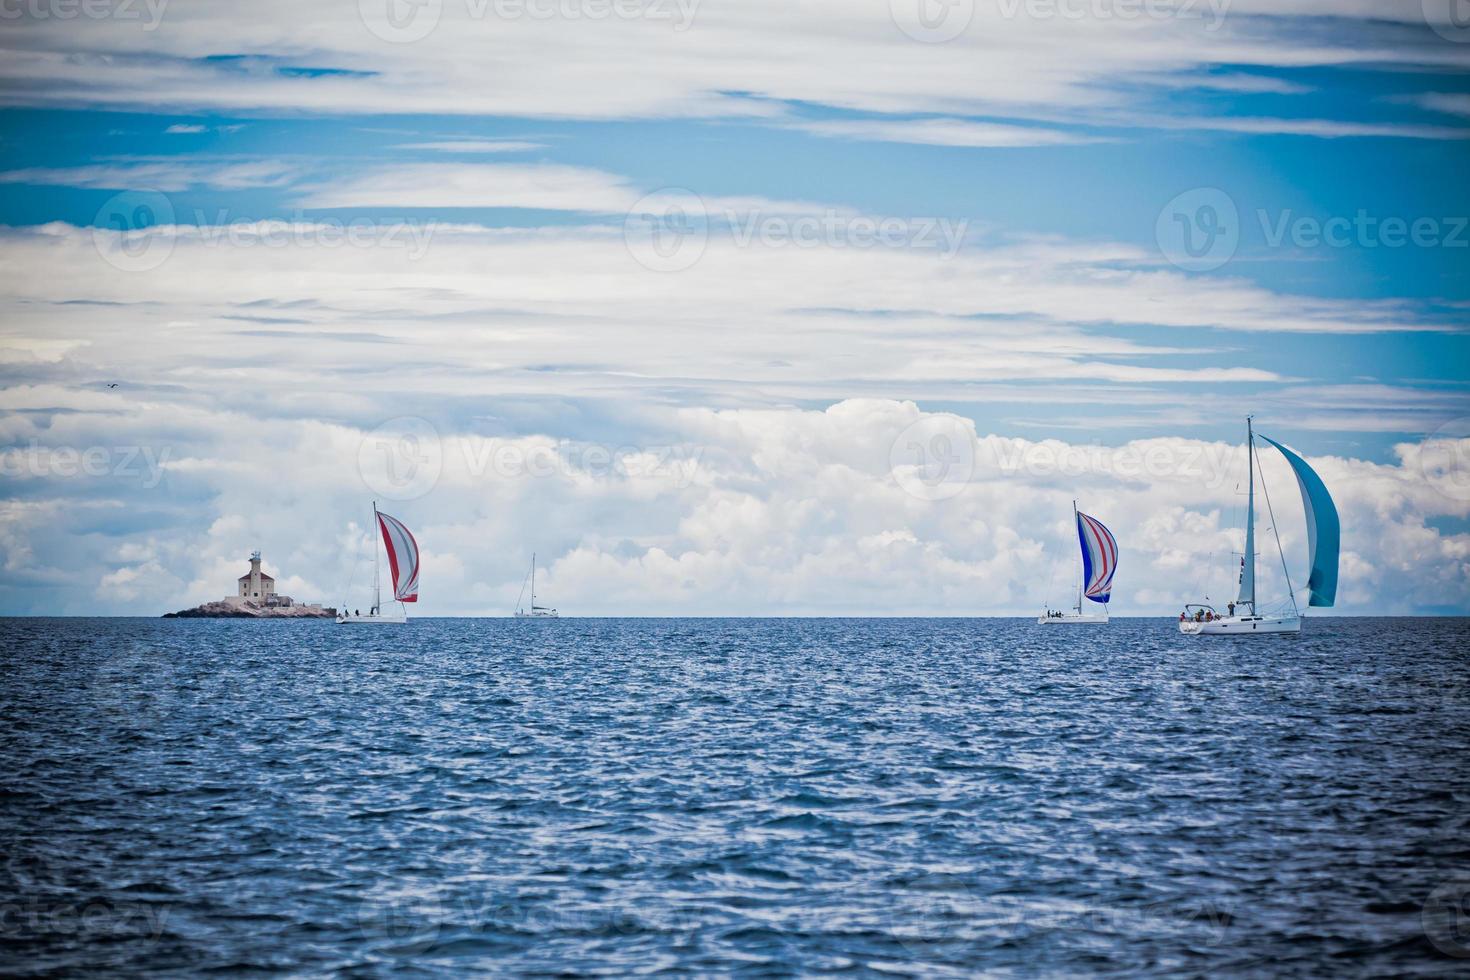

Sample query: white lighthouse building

[238,550,276,601]
[220,551,322,612]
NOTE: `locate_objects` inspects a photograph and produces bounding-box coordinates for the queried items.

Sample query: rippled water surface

[3,617,1469,975]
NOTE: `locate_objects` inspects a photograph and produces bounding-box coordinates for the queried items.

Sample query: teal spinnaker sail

[1260,435,1339,607]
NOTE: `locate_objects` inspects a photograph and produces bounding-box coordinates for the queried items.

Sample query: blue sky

[0,0,1468,615]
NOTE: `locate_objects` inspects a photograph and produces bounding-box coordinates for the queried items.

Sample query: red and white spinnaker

[376,509,420,603]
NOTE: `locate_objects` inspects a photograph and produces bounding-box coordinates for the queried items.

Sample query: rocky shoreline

[163,600,336,619]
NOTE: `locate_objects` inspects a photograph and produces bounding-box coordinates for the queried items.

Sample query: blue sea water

[2,616,1468,976]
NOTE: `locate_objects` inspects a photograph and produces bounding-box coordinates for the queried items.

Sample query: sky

[0,0,1468,616]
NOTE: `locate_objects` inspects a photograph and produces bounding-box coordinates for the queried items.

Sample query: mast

[531,552,536,609]
[1237,418,1256,611]
[1073,499,1082,614]
[372,500,381,616]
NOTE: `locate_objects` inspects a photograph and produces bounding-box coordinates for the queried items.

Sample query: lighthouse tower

[237,550,276,601]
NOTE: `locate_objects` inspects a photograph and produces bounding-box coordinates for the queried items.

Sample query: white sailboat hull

[1037,611,1108,625]
[335,611,408,625]
[1179,613,1299,635]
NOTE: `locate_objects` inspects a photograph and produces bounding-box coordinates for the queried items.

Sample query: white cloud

[0,159,301,192]
[1407,93,1470,118]
[295,162,641,211]
[1159,115,1470,140]
[791,118,1100,148]
[393,140,548,153]
[1,395,1466,615]
[0,217,1452,428]
[1,0,1466,137]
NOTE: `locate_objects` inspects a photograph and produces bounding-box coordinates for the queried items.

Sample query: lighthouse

[237,550,276,601]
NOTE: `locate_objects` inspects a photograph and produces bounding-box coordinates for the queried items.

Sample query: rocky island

[163,600,336,619]
[162,551,335,619]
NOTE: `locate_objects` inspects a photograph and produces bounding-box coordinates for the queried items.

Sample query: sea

[2,616,1468,976]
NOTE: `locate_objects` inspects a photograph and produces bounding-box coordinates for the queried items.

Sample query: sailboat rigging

[1179,417,1339,635]
[514,553,558,618]
[336,502,419,625]
[1038,501,1117,625]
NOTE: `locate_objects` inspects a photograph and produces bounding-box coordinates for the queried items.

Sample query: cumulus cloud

[1,393,1466,616]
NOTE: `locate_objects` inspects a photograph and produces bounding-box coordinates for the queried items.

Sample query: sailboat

[336,502,419,625]
[1038,502,1117,625]
[1180,417,1339,635]
[514,553,558,618]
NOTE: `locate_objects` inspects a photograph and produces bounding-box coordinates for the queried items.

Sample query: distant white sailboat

[514,553,558,618]
[1038,501,1117,625]
[336,502,419,625]
[1180,417,1339,636]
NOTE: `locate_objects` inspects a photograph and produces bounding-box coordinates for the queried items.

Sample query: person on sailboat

[1228,602,1235,617]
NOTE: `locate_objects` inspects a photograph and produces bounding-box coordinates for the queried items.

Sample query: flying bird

[106,383,119,388]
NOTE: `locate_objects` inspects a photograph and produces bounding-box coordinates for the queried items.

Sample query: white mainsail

[1237,418,1256,612]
